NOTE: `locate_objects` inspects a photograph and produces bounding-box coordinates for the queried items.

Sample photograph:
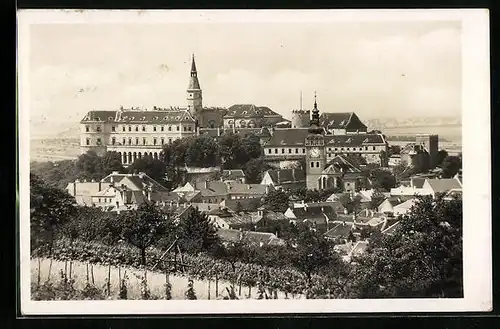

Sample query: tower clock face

[309,148,321,158]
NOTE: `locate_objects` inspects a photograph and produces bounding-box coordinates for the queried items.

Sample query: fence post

[248,285,251,298]
[47,258,53,282]
[69,261,73,280]
[208,279,211,300]
[64,260,68,277]
[239,281,242,297]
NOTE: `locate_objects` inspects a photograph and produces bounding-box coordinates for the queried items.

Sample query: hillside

[364,116,461,130]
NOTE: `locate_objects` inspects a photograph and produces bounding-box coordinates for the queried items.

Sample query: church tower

[305,93,326,190]
[186,54,203,118]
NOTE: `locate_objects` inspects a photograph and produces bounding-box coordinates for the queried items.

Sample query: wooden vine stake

[107,264,111,296]
[69,261,73,280]
[86,263,89,283]
[248,285,251,298]
[64,260,68,277]
[215,274,219,298]
[91,264,95,285]
[207,279,211,300]
[47,258,53,282]
[37,258,41,287]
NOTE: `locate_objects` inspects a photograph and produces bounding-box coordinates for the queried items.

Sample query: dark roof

[222,169,246,181]
[80,110,118,123]
[263,129,385,147]
[266,168,306,185]
[322,155,363,174]
[225,104,282,118]
[320,113,357,129]
[101,173,169,191]
[324,222,354,239]
[411,177,426,188]
[289,204,336,225]
[216,229,284,246]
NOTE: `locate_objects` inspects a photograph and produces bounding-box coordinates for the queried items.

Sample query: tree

[186,134,219,167]
[261,190,290,213]
[31,160,77,190]
[339,194,362,214]
[178,207,220,254]
[119,202,170,266]
[240,134,263,160]
[128,156,167,185]
[243,157,272,184]
[185,279,197,300]
[75,151,105,181]
[287,223,334,289]
[218,133,246,169]
[213,239,248,279]
[30,173,77,254]
[370,169,397,191]
[101,151,126,175]
[352,196,463,298]
[436,150,449,167]
[441,156,461,178]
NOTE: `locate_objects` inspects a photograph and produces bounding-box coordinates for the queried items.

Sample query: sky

[27,19,462,134]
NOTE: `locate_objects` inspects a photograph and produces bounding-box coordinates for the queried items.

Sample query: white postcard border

[17,9,491,315]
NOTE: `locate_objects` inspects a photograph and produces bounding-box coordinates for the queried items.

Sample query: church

[79,55,285,164]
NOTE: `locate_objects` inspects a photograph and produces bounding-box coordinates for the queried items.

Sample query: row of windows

[95,197,113,203]
[266,146,378,155]
[310,161,321,168]
[85,125,194,133]
[86,136,178,146]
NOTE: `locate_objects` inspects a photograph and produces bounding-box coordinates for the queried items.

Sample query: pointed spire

[191,53,197,74]
[308,91,323,135]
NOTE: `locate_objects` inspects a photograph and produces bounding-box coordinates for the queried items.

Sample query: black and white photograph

[18,9,491,314]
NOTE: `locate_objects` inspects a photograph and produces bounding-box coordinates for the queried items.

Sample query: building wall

[416,134,439,169]
[291,110,310,128]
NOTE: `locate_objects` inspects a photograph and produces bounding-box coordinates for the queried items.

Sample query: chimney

[98,181,102,192]
[112,171,119,175]
[204,180,209,189]
[277,170,281,184]
[265,185,269,194]
[110,176,114,183]
[73,181,77,196]
[217,127,220,136]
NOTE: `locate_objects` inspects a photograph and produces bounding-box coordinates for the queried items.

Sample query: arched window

[240,120,246,128]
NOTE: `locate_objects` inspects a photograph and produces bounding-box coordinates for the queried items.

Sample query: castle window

[153,126,157,132]
[135,126,139,132]
[188,126,192,131]
[136,138,139,145]
[240,120,246,128]
[169,138,172,144]
[168,126,172,131]
[310,162,314,168]
[153,138,157,145]
[143,138,147,145]
[161,126,164,131]
[316,162,320,167]
[112,137,116,145]
[282,149,285,154]
[274,149,278,154]
[347,147,350,151]
[373,146,376,150]
[128,138,132,145]
[85,126,89,132]
[128,126,132,132]
[176,126,179,131]
[365,146,368,150]
[303,149,306,153]
[161,138,165,145]
[295,149,299,154]
[122,126,126,132]
[96,126,102,132]
[122,138,126,145]
[268,149,272,154]
[86,138,90,145]
[142,126,146,132]
[288,149,292,154]
[112,126,116,132]
[183,126,187,131]
[96,138,102,145]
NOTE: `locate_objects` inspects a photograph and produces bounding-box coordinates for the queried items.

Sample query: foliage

[120,202,171,265]
[119,273,128,300]
[436,150,449,167]
[177,207,220,254]
[261,190,290,213]
[286,224,335,285]
[186,134,220,167]
[101,151,126,175]
[339,194,362,214]
[369,169,397,192]
[128,156,167,185]
[351,196,463,298]
[441,156,461,178]
[218,132,262,169]
[243,157,272,184]
[30,173,77,253]
[185,279,197,300]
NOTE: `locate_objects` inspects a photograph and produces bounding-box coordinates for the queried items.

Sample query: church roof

[225,104,282,118]
[322,155,363,174]
[188,55,201,90]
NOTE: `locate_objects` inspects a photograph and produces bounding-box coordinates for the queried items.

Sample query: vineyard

[31,239,340,300]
